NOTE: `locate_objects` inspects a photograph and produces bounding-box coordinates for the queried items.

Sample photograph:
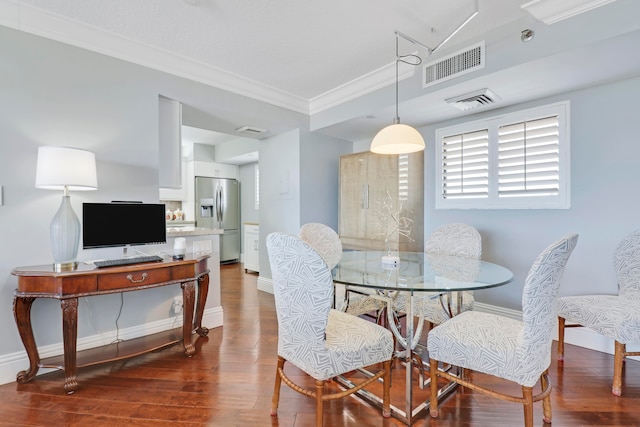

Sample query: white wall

[239,162,259,254]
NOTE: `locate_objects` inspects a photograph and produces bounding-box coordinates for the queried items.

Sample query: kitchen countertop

[167,226,223,237]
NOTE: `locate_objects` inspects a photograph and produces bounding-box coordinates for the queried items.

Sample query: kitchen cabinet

[339,151,423,252]
[158,97,182,189]
[194,161,239,180]
[244,223,259,273]
[159,155,188,201]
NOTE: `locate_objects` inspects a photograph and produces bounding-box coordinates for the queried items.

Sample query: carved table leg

[181,281,196,356]
[61,298,79,394]
[194,273,210,337]
[13,296,40,384]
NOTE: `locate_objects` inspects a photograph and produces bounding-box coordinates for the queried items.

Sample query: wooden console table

[11,255,210,394]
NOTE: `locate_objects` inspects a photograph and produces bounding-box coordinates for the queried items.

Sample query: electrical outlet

[172,296,183,314]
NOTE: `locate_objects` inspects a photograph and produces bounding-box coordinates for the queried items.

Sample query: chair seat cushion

[395,291,474,324]
[428,311,546,387]
[281,309,393,381]
[558,295,640,343]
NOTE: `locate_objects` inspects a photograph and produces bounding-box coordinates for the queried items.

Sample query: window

[436,101,570,209]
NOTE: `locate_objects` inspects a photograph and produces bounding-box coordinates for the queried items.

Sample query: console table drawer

[98,268,171,291]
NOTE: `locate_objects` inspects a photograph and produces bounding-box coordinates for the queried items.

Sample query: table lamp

[35,146,98,272]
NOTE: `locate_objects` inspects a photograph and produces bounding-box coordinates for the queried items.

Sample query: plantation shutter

[498,116,560,198]
[441,129,489,199]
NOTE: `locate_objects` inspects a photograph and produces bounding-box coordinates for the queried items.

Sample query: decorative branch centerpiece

[371,191,414,267]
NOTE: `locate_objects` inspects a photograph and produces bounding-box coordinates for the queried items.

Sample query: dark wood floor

[2,263,640,426]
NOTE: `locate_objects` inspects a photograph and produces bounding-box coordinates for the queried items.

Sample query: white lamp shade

[370,123,426,155]
[35,146,98,191]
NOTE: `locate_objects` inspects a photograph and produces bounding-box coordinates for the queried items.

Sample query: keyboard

[94,255,164,268]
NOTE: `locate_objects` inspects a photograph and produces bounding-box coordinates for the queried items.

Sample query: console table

[11,255,210,394]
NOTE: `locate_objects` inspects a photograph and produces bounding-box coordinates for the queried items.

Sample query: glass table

[332,250,513,425]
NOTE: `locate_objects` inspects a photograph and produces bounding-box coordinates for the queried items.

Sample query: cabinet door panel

[339,154,368,240]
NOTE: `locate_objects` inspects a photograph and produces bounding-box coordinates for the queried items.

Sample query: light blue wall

[0,25,306,375]
[239,162,259,253]
[300,133,352,231]
[420,75,640,311]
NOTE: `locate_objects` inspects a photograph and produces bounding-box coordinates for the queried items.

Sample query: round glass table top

[332,251,513,292]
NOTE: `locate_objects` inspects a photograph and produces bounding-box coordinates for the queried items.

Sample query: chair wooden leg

[613,341,625,396]
[271,356,285,416]
[315,379,324,427]
[541,370,552,423]
[557,316,565,361]
[522,385,534,427]
[429,358,439,418]
[382,360,391,418]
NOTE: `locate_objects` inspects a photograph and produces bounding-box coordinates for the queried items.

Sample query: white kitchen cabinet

[244,223,259,273]
[159,155,188,201]
[194,161,239,180]
[158,97,182,189]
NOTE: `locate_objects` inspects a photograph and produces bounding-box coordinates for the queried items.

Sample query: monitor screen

[83,202,167,249]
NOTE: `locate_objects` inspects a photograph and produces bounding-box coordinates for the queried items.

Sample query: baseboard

[257,276,273,294]
[0,306,224,386]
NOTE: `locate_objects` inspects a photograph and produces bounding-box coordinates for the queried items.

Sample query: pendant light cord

[393,32,422,125]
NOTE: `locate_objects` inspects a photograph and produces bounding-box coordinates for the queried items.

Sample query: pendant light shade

[370,122,425,154]
[370,32,426,155]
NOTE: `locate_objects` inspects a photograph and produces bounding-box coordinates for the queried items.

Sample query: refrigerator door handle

[217,186,223,222]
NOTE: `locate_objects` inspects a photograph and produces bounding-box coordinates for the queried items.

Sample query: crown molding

[0,0,399,119]
[521,0,616,25]
[0,0,310,114]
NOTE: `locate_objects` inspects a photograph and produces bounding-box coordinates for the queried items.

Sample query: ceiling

[5,0,640,153]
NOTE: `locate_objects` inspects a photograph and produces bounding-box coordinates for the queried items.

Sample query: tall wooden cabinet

[339,151,424,252]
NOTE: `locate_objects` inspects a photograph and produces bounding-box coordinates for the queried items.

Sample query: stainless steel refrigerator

[195,176,240,263]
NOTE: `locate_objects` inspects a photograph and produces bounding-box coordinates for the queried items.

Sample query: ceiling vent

[235,125,267,135]
[445,88,500,111]
[423,41,485,88]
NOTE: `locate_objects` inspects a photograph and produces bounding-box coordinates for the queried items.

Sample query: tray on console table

[11,255,210,394]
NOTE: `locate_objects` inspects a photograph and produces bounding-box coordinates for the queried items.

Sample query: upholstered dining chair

[299,223,346,310]
[267,232,394,427]
[428,233,578,427]
[557,229,640,396]
[395,223,482,328]
[299,222,386,317]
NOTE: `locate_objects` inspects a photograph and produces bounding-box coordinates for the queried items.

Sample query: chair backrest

[299,223,343,269]
[425,223,482,259]
[266,232,333,353]
[518,233,578,378]
[615,229,640,299]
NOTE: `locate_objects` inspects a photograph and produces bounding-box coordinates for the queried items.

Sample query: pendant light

[370,33,425,155]
[371,2,479,155]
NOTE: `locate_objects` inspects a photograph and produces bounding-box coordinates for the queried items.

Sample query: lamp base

[53,261,79,272]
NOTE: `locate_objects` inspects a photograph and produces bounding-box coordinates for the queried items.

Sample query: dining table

[332,250,513,425]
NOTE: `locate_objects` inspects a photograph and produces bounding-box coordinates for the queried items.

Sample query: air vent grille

[236,125,267,135]
[446,88,500,111]
[423,41,485,88]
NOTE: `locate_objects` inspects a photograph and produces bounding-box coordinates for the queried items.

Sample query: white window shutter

[498,116,560,198]
[441,129,489,200]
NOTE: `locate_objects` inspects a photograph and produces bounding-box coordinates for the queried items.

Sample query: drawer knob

[126,272,148,283]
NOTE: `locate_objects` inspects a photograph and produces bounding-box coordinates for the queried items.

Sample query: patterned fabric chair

[267,232,394,427]
[299,222,386,316]
[395,223,482,326]
[557,229,640,396]
[428,233,578,427]
[298,223,347,311]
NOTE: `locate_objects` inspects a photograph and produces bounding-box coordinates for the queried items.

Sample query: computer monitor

[82,202,167,249]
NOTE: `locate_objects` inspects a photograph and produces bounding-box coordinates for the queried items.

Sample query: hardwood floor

[1,263,640,426]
